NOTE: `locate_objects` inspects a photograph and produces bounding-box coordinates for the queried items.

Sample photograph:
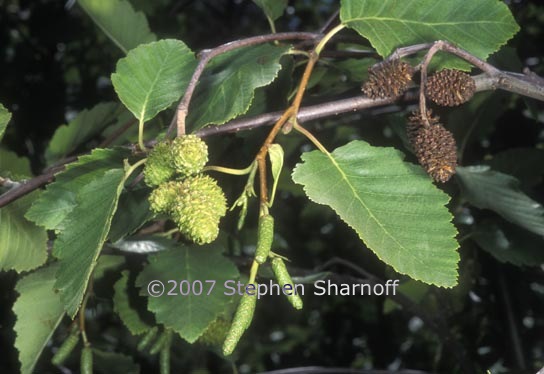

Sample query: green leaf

[456,166,544,237]
[25,148,128,231]
[0,192,48,272]
[93,255,126,280]
[252,0,288,21]
[383,279,429,314]
[472,219,544,266]
[93,349,140,374]
[0,102,11,141]
[340,0,519,69]
[114,270,151,335]
[78,0,156,54]
[111,39,196,122]
[268,143,284,205]
[54,168,126,317]
[14,264,65,374]
[0,148,32,179]
[45,102,120,165]
[486,148,544,188]
[109,187,153,242]
[135,245,239,343]
[188,44,291,131]
[292,140,459,287]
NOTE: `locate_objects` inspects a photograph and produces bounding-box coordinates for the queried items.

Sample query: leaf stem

[138,118,146,151]
[203,164,254,176]
[293,123,329,154]
[124,158,147,182]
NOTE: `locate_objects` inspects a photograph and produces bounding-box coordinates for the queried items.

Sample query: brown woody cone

[362,60,414,99]
[425,69,476,106]
[407,110,457,183]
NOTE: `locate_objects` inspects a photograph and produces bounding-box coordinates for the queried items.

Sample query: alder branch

[2,43,544,208]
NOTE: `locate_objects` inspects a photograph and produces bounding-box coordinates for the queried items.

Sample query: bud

[362,60,414,99]
[171,175,227,244]
[144,141,176,187]
[425,69,476,106]
[170,135,208,177]
[407,111,457,183]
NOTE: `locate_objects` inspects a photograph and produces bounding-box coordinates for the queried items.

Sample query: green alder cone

[170,135,208,177]
[171,175,227,244]
[144,141,176,187]
[149,181,182,214]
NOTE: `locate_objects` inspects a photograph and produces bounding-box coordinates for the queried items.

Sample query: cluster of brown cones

[361,60,476,183]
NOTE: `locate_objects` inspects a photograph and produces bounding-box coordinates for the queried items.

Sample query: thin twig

[166,32,321,137]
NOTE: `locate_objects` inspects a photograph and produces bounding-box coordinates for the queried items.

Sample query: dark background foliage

[1,0,543,373]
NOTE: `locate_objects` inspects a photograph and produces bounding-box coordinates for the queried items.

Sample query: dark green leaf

[93,349,140,374]
[45,102,121,165]
[0,148,32,179]
[135,245,239,343]
[456,166,544,236]
[486,148,544,188]
[54,168,126,317]
[14,264,65,374]
[114,270,151,335]
[111,39,196,122]
[0,103,11,141]
[340,0,519,70]
[188,44,291,130]
[0,192,47,272]
[292,140,459,287]
[252,0,288,21]
[93,255,126,280]
[109,187,153,242]
[78,0,156,53]
[472,219,544,266]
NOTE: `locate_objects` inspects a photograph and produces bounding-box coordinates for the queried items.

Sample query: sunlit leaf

[0,192,47,272]
[54,168,126,317]
[340,0,519,69]
[111,39,196,122]
[292,140,459,287]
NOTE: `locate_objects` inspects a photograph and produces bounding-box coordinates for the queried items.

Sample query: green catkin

[159,331,173,374]
[271,258,303,310]
[80,346,93,374]
[137,326,159,351]
[255,215,274,264]
[150,329,172,355]
[51,327,80,366]
[222,286,257,356]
